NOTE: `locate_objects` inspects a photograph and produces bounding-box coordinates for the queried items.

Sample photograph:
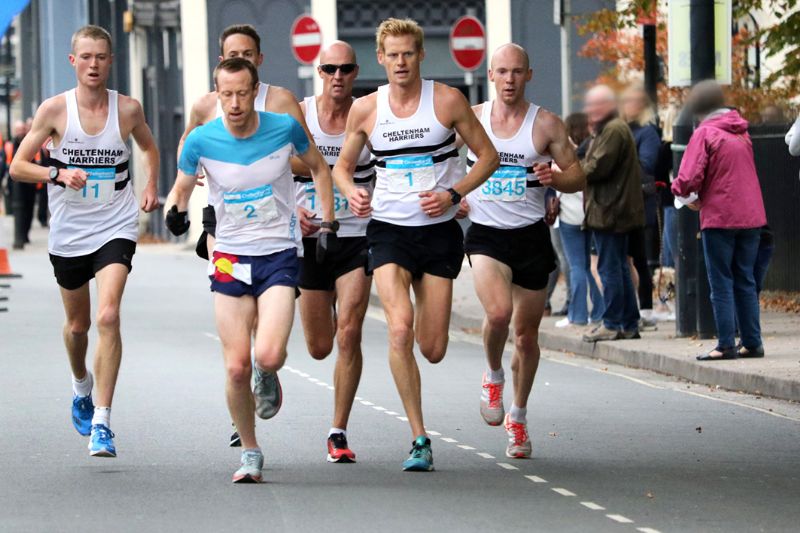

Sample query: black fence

[751,123,800,292]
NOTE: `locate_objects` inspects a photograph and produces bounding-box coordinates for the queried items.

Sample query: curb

[368,293,800,403]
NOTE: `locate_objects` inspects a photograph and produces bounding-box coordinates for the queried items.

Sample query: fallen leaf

[695,426,702,433]
[548,432,558,437]
[646,492,654,499]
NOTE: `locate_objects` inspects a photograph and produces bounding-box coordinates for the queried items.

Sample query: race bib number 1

[477,166,527,202]
[306,184,350,216]
[223,184,278,226]
[385,155,436,193]
[63,167,116,204]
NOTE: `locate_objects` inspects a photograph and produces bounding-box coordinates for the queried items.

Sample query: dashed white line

[552,488,576,497]
[457,444,476,450]
[203,332,221,341]
[326,386,334,390]
[636,528,662,533]
[580,501,605,510]
[440,437,458,443]
[307,377,319,383]
[385,411,399,416]
[298,372,309,378]
[397,416,408,422]
[315,382,327,387]
[372,406,386,411]
[497,462,518,471]
[360,400,374,406]
[426,430,441,436]
[354,396,362,401]
[525,475,547,483]
[606,514,634,524]
[477,452,495,459]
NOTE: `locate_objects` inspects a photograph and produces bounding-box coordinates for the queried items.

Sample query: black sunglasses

[319,63,357,75]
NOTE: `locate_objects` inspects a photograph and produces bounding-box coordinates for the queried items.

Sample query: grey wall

[39,0,88,99]
[205,0,307,97]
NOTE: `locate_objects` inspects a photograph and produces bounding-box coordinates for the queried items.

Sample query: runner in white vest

[9,25,160,458]
[292,41,374,463]
[332,18,499,472]
[178,24,313,263]
[457,44,585,459]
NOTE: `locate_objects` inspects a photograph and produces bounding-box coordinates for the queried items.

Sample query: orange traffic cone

[0,247,21,278]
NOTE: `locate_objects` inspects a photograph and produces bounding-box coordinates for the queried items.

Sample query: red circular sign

[449,16,486,71]
[290,15,322,65]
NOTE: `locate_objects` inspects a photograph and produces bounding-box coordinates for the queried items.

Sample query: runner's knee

[486,306,512,331]
[308,338,333,360]
[65,317,90,337]
[226,359,252,386]
[387,319,414,352]
[95,305,120,332]
[254,347,285,372]
[420,337,448,364]
[514,329,540,356]
[336,318,363,355]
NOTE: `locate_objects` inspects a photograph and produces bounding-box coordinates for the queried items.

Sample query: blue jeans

[701,228,762,350]
[593,231,640,331]
[559,222,603,324]
[661,206,677,267]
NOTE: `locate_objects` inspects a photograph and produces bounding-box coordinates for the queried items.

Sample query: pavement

[2,217,800,532]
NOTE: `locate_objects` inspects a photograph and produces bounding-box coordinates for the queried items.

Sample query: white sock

[509,404,527,424]
[487,367,505,383]
[91,407,111,428]
[72,372,93,397]
[328,427,347,438]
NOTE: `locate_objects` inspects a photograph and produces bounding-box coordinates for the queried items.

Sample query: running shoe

[402,436,434,472]
[71,394,94,436]
[88,424,116,458]
[327,433,356,463]
[253,367,282,420]
[232,449,264,483]
[480,373,505,426]
[504,414,532,459]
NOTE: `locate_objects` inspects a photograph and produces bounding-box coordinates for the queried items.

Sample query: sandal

[696,347,738,361]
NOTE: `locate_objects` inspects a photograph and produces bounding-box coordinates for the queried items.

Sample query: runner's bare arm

[164,170,197,213]
[269,87,315,146]
[332,97,372,218]
[290,99,312,176]
[124,96,161,212]
[297,144,335,224]
[533,111,585,193]
[454,104,483,150]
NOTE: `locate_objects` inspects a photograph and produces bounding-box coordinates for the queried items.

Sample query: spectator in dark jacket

[581,85,646,342]
[672,80,767,360]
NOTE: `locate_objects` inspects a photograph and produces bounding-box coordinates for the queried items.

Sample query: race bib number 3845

[223,184,278,226]
[477,166,527,202]
[385,155,436,193]
[63,167,116,204]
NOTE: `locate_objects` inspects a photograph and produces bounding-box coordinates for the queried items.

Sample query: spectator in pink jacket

[672,80,767,361]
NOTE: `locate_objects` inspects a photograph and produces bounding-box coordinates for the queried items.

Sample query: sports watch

[48,166,60,184]
[447,187,462,205]
[321,220,340,232]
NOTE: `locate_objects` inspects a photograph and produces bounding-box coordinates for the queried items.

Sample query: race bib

[305,183,350,216]
[63,167,116,204]
[477,166,527,202]
[385,155,436,193]
[223,184,278,226]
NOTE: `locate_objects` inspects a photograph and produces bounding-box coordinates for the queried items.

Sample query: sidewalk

[373,259,800,403]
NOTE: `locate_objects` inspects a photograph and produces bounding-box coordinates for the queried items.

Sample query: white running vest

[47,88,137,256]
[467,101,551,229]
[368,79,462,226]
[216,82,269,118]
[295,96,374,238]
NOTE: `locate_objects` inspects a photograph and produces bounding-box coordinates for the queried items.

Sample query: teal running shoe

[402,436,434,472]
[253,367,282,420]
[71,394,94,436]
[88,424,116,457]
[232,449,264,483]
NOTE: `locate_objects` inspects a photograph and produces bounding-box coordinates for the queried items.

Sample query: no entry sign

[291,15,322,65]
[449,16,486,71]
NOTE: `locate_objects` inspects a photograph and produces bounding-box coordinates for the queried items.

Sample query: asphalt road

[1,242,799,533]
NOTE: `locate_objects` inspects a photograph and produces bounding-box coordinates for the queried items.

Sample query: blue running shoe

[402,436,434,472]
[88,424,116,457]
[72,394,94,436]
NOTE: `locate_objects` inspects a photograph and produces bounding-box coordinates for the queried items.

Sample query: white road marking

[606,514,634,524]
[307,377,319,383]
[477,452,495,459]
[497,463,518,470]
[373,406,386,411]
[457,444,476,450]
[326,386,334,390]
[315,382,327,387]
[525,475,547,483]
[385,411,399,416]
[636,528,662,533]
[298,372,309,378]
[397,416,408,422]
[354,397,362,401]
[440,437,458,443]
[360,400,374,406]
[552,488,576,497]
[587,366,664,390]
[674,389,800,422]
[203,332,220,341]
[426,430,441,436]
[580,501,605,510]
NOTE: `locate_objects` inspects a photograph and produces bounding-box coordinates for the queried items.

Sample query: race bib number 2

[477,166,527,202]
[63,167,116,204]
[223,184,278,226]
[385,155,436,193]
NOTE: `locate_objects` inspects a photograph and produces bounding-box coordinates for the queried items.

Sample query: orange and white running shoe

[480,373,505,426]
[503,413,532,458]
[327,433,356,463]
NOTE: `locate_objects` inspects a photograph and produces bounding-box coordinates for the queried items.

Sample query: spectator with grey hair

[671,80,766,360]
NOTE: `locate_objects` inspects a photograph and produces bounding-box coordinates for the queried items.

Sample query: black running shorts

[49,238,136,290]
[299,236,369,291]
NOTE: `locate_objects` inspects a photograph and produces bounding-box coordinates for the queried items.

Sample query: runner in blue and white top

[165,58,336,484]
[456,44,585,461]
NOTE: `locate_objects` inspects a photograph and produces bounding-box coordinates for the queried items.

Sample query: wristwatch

[48,166,60,184]
[447,187,462,205]
[320,220,340,232]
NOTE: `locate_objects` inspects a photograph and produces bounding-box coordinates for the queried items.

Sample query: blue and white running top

[179,112,309,256]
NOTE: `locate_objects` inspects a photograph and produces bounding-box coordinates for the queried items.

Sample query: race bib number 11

[385,155,436,193]
[223,184,278,226]
[477,166,527,202]
[63,167,116,204]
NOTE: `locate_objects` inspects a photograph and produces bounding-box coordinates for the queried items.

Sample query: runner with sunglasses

[332,18,499,471]
[178,24,313,447]
[292,41,374,463]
